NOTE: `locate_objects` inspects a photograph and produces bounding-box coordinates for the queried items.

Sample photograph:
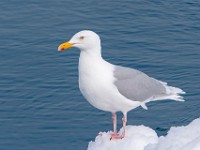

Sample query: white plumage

[58,30,185,139]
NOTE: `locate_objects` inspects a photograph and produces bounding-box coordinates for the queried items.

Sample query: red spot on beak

[61,47,64,50]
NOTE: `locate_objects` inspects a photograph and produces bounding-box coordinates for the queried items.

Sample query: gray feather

[114,66,167,102]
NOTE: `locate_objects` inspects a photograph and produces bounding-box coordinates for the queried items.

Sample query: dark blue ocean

[0,0,200,150]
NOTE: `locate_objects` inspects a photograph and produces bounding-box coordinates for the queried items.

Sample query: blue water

[0,0,200,150]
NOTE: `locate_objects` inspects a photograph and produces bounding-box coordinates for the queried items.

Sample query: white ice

[88,118,200,150]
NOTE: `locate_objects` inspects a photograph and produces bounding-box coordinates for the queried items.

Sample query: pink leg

[121,113,127,138]
[111,113,127,140]
[99,112,117,137]
[112,112,117,134]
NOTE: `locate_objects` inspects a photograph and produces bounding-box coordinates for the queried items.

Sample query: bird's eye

[79,36,84,40]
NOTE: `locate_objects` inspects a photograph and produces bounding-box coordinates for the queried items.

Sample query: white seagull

[58,30,185,139]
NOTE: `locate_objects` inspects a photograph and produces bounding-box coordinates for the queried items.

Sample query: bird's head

[58,30,101,52]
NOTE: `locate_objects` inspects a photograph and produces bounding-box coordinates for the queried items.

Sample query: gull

[58,30,185,139]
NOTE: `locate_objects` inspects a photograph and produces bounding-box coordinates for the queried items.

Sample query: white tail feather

[140,81,185,109]
[161,82,185,101]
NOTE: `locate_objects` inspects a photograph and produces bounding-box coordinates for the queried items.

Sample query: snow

[88,118,200,150]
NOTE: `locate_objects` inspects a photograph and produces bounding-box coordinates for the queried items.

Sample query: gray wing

[114,66,167,102]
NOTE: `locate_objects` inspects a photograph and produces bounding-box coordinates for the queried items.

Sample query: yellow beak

[58,41,74,51]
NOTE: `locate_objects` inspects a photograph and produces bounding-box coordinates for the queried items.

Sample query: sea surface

[0,0,200,150]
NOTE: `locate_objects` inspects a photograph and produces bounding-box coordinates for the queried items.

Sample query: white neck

[80,46,102,58]
[78,47,105,76]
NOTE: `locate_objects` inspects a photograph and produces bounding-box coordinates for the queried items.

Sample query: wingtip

[141,103,148,110]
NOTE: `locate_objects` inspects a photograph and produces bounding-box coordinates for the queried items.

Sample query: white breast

[78,52,140,113]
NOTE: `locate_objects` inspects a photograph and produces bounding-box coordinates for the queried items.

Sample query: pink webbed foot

[99,113,127,140]
[110,133,118,136]
[110,113,127,140]
[110,133,124,140]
